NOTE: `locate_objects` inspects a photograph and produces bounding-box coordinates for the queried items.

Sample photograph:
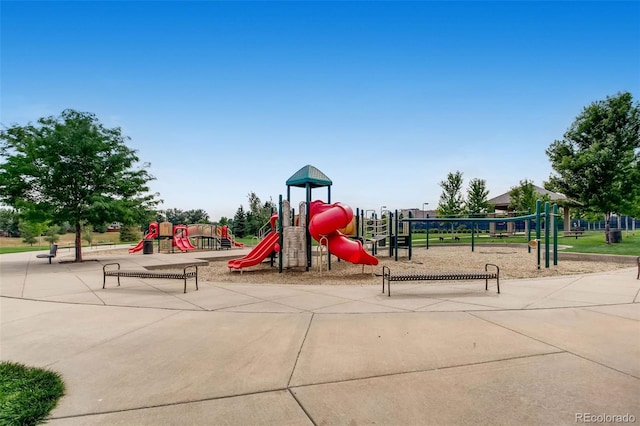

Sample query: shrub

[44,225,61,244]
[93,224,108,233]
[82,227,93,246]
[119,226,140,242]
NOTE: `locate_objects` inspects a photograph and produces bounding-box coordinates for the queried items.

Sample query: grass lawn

[0,361,65,426]
[3,230,638,257]
[0,231,138,254]
[411,230,639,256]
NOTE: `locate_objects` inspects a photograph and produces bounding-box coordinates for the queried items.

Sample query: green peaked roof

[286,165,332,188]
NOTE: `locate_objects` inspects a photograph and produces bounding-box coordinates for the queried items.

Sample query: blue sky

[2,1,639,221]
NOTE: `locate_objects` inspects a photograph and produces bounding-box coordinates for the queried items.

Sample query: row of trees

[231,192,276,238]
[436,173,492,217]
[434,92,639,243]
[436,173,549,218]
[159,208,210,225]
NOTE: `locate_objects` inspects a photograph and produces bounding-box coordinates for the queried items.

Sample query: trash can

[610,229,622,244]
[143,239,154,254]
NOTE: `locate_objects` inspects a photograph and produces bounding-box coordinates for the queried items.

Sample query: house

[487,184,581,232]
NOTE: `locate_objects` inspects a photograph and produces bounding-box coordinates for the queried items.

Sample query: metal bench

[102,263,198,293]
[563,231,584,239]
[382,264,499,296]
[36,244,58,264]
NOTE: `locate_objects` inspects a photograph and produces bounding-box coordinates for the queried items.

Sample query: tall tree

[0,109,159,261]
[436,171,465,217]
[465,178,492,216]
[0,208,20,236]
[245,192,275,236]
[545,92,640,243]
[162,208,209,224]
[437,171,465,236]
[184,209,210,224]
[509,180,550,213]
[232,205,247,238]
[164,208,188,225]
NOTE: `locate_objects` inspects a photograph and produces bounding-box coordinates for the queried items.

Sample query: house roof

[488,184,579,209]
[286,165,332,188]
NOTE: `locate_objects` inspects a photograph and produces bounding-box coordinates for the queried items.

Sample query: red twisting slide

[309,200,378,266]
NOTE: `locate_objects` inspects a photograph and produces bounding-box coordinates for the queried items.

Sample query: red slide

[228,232,280,270]
[309,200,378,266]
[174,235,196,251]
[129,223,159,253]
[173,225,195,251]
[221,225,244,247]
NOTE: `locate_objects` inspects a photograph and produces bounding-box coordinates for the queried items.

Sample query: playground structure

[227,165,562,273]
[228,165,383,272]
[129,222,244,254]
[228,197,381,272]
[186,224,244,250]
[403,200,562,269]
[227,165,432,273]
[129,221,196,254]
[129,222,159,253]
[228,214,280,270]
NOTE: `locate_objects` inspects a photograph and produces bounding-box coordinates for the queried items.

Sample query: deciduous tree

[509,180,550,213]
[545,92,640,243]
[436,171,465,217]
[0,109,159,261]
[466,178,492,216]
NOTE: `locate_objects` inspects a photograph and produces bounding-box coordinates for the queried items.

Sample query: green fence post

[553,203,558,266]
[426,214,429,249]
[527,208,532,253]
[545,202,550,268]
[471,221,475,252]
[536,200,541,270]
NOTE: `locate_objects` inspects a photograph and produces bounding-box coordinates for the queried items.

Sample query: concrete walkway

[1,247,639,425]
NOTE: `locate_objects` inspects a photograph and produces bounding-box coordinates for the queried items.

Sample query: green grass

[557,231,639,255]
[0,246,52,255]
[0,244,131,255]
[0,361,65,426]
[411,231,639,256]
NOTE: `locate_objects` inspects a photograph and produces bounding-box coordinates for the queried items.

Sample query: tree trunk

[604,212,611,244]
[75,221,83,262]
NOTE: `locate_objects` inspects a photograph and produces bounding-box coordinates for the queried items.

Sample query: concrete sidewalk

[1,248,639,425]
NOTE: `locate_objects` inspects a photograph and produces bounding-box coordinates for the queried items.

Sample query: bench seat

[103,263,198,293]
[563,231,584,239]
[36,244,58,264]
[382,264,499,296]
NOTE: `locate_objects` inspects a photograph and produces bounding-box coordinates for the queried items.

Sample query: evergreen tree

[232,206,247,238]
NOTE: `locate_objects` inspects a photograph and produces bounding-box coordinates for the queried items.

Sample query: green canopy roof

[286,165,332,188]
